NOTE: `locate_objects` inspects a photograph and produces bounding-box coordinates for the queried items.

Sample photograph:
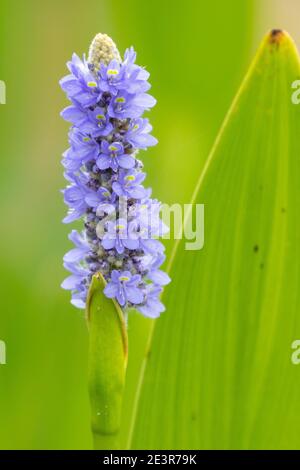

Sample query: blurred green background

[0,0,299,449]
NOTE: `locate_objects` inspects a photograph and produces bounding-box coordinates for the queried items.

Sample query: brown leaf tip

[269,29,284,45]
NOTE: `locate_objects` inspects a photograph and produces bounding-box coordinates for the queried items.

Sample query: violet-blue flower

[60,53,101,107]
[62,171,90,223]
[101,218,139,254]
[138,285,165,319]
[107,91,156,119]
[96,141,135,171]
[98,59,125,95]
[104,270,143,306]
[63,129,99,171]
[60,32,170,317]
[63,230,91,263]
[85,186,116,211]
[112,169,146,199]
[125,118,158,149]
[61,261,89,309]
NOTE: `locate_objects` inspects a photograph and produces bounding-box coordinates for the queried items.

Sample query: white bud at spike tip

[88,33,121,70]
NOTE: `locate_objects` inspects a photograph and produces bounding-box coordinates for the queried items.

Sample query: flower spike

[60,33,170,318]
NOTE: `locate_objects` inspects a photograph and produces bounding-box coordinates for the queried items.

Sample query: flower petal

[126,286,144,304]
[148,270,171,286]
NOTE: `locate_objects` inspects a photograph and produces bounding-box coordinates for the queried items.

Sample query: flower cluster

[60,34,170,318]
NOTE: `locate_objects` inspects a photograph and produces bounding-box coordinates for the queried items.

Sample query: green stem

[92,432,120,450]
[87,273,128,450]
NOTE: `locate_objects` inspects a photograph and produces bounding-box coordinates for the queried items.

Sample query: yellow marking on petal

[96,114,105,120]
[116,224,125,230]
[83,137,91,142]
[125,175,135,181]
[119,276,129,282]
[115,97,125,103]
[133,125,139,130]
[87,81,97,87]
[109,146,118,151]
[107,69,119,75]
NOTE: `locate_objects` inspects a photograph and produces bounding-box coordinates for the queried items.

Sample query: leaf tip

[86,271,128,361]
[266,29,297,51]
[269,29,285,45]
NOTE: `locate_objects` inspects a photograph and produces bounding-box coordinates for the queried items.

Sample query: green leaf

[130,30,300,449]
[117,1,255,450]
[87,273,127,449]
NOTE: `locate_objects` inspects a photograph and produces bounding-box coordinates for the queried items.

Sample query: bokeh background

[0,0,299,449]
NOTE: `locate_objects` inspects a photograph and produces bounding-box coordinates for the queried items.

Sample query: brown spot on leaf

[269,29,284,45]
[146,348,152,360]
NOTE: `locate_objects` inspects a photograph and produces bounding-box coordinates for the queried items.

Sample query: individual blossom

[61,261,90,309]
[62,171,90,223]
[60,53,102,107]
[146,253,171,286]
[61,105,113,137]
[104,270,144,306]
[62,129,99,171]
[124,118,157,149]
[63,230,91,263]
[112,169,146,199]
[98,59,126,95]
[138,285,165,318]
[100,218,139,254]
[85,186,116,213]
[60,32,170,317]
[107,91,156,119]
[98,49,151,96]
[96,141,135,171]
